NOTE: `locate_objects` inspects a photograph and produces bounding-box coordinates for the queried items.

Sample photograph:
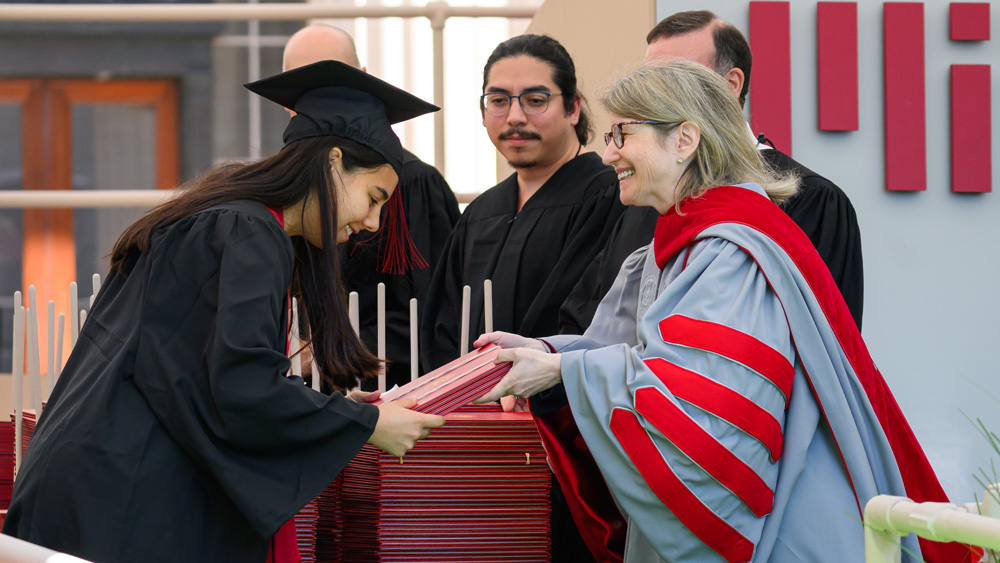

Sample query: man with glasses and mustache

[420,34,624,563]
[421,34,623,373]
[559,10,864,338]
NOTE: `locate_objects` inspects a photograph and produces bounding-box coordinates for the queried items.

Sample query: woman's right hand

[367,398,445,457]
[473,331,547,352]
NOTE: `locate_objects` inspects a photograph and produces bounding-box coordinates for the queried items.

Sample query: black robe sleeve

[418,208,470,371]
[767,150,865,328]
[558,205,659,335]
[419,158,625,372]
[133,207,378,536]
[516,178,625,338]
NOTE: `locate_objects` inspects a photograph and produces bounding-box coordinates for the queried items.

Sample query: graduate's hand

[346,389,381,403]
[368,398,446,457]
[473,331,547,353]
[474,348,562,405]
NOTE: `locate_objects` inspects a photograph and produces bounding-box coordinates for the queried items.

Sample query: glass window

[0,102,23,373]
[71,103,157,282]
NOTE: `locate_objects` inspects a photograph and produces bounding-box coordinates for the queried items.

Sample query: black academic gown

[341,150,459,390]
[3,202,377,563]
[771,149,864,328]
[420,151,623,371]
[559,147,865,334]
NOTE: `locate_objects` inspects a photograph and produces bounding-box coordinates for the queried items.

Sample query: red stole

[265,206,302,563]
[652,186,976,563]
[535,187,976,563]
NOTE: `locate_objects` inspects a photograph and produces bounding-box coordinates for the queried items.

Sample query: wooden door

[0,79,178,374]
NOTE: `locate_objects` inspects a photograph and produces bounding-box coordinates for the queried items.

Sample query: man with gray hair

[284,24,460,390]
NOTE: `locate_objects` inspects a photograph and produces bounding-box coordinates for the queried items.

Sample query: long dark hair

[482,34,592,145]
[111,136,383,390]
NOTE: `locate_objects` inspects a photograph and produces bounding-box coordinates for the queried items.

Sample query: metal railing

[864,485,1000,562]
[0,188,480,208]
[0,1,538,176]
[0,190,179,208]
[0,533,93,562]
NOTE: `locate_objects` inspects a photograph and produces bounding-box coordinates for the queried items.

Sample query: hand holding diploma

[368,398,446,457]
[346,389,381,403]
[473,331,562,407]
[473,331,548,353]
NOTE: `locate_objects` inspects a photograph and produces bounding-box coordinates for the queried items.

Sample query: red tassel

[377,189,428,274]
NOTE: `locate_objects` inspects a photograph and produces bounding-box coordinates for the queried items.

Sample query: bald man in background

[284,24,461,390]
[284,24,362,70]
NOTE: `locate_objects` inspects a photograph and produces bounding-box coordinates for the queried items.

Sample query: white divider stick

[460,285,471,356]
[0,532,94,562]
[54,313,65,388]
[47,301,54,398]
[484,279,493,334]
[410,298,418,382]
[25,306,34,413]
[69,281,79,349]
[377,283,386,393]
[27,287,42,415]
[289,297,302,376]
[12,292,23,473]
[310,357,321,391]
[348,291,359,336]
[90,273,101,308]
[79,309,87,329]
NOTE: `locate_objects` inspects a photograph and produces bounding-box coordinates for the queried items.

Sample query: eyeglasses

[604,120,669,149]
[480,92,562,116]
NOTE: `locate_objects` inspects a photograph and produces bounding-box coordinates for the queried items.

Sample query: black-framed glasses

[604,120,669,149]
[481,91,562,116]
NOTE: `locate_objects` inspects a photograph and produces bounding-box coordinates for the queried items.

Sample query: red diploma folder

[375,345,512,415]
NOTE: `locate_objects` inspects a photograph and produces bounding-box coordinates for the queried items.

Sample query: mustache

[498,128,541,141]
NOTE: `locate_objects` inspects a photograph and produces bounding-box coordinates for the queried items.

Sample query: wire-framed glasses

[481,91,562,116]
[604,120,669,149]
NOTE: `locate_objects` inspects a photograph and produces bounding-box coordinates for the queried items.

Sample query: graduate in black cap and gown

[2,61,446,563]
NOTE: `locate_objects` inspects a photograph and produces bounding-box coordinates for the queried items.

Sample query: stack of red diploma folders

[8,409,37,463]
[2,409,38,529]
[339,405,551,562]
[335,346,551,562]
[293,498,319,563]
[0,419,13,525]
[374,344,512,415]
[313,475,344,563]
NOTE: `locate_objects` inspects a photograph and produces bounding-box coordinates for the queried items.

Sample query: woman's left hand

[474,348,562,405]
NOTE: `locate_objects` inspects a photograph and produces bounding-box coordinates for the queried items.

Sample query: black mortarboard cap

[244,60,438,175]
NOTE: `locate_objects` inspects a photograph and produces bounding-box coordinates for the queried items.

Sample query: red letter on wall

[950,3,990,41]
[951,65,992,193]
[883,3,926,191]
[749,1,792,155]
[817,2,859,131]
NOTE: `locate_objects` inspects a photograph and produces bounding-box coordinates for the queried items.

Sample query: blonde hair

[602,61,798,206]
